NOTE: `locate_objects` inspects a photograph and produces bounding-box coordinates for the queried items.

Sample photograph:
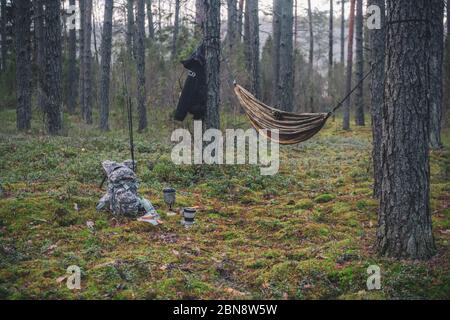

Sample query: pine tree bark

[157,0,162,35]
[195,0,206,38]
[340,0,345,66]
[354,0,364,126]
[328,0,333,96]
[244,0,250,74]
[79,0,85,117]
[444,0,450,129]
[204,0,220,130]
[226,0,237,53]
[33,0,46,111]
[342,0,355,130]
[146,0,154,40]
[172,0,180,59]
[448,0,450,36]
[136,0,147,132]
[42,0,63,134]
[377,0,435,260]
[261,35,273,104]
[279,0,294,112]
[368,0,385,199]
[271,0,281,107]
[1,0,7,72]
[92,9,100,66]
[294,0,298,49]
[99,0,114,131]
[237,0,244,42]
[14,0,32,130]
[67,0,77,114]
[307,0,314,112]
[248,0,260,99]
[126,0,135,57]
[429,0,444,149]
[83,0,93,124]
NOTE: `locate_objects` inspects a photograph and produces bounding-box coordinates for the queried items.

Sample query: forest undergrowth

[0,108,448,299]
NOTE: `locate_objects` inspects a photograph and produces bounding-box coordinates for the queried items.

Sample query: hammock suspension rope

[220,51,380,145]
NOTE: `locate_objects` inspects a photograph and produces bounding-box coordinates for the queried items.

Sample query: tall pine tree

[377,0,435,260]
[136,0,147,132]
[42,0,63,134]
[204,0,221,130]
[14,0,32,130]
[99,0,114,131]
[368,0,385,198]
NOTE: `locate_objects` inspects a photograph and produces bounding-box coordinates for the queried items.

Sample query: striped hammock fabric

[234,84,330,145]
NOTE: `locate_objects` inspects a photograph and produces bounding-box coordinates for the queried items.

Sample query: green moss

[0,109,448,300]
[295,199,314,210]
[248,259,266,269]
[263,250,281,259]
[314,194,335,203]
[185,276,214,297]
[223,231,239,241]
[319,227,330,236]
[332,201,351,214]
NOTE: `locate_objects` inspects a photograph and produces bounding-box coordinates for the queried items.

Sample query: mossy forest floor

[0,108,449,300]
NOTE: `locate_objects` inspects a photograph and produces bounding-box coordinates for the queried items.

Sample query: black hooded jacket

[174,43,207,121]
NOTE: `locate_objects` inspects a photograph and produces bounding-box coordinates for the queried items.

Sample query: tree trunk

[279,0,294,112]
[248,0,260,99]
[354,0,364,126]
[33,0,46,111]
[67,0,77,114]
[307,0,313,70]
[294,0,298,49]
[146,0,154,40]
[204,0,220,130]
[195,0,206,37]
[156,0,160,36]
[99,0,114,131]
[127,0,135,57]
[244,0,250,74]
[340,0,345,65]
[261,35,273,104]
[226,0,237,53]
[368,0,385,199]
[377,0,435,260]
[172,0,180,59]
[42,0,63,134]
[447,1,450,39]
[328,0,333,96]
[342,0,355,130]
[83,0,92,124]
[79,0,85,117]
[14,0,32,130]
[271,0,281,107]
[307,0,314,112]
[136,0,147,132]
[444,0,450,129]
[448,0,450,36]
[92,9,99,66]
[237,0,244,42]
[429,0,444,149]
[0,0,7,72]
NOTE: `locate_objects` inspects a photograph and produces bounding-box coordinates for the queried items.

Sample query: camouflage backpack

[97,160,142,217]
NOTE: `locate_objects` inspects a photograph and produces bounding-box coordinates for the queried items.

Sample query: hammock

[175,43,376,145]
[234,84,330,145]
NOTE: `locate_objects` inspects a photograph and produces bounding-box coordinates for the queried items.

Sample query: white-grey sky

[66,0,354,32]
[68,0,352,70]
[260,0,337,13]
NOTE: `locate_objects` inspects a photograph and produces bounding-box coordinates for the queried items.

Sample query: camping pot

[163,188,176,209]
[182,207,197,226]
